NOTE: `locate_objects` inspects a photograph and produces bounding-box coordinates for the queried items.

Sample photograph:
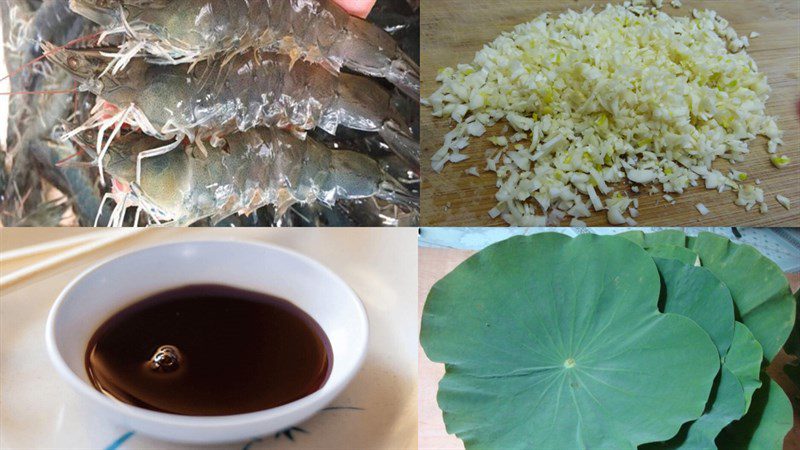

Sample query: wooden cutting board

[421,0,800,227]
[417,247,800,449]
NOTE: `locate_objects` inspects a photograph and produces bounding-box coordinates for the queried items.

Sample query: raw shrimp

[68,0,420,98]
[0,2,105,225]
[44,45,417,181]
[72,127,416,226]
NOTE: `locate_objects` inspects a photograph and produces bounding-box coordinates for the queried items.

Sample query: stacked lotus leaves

[421,231,795,449]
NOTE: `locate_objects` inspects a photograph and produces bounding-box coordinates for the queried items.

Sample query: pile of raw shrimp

[1,0,420,227]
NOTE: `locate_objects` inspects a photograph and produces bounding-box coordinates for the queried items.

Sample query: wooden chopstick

[0,229,144,289]
[0,230,123,263]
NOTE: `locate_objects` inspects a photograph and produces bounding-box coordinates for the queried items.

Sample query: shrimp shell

[48,48,415,161]
[75,127,415,226]
[69,0,420,98]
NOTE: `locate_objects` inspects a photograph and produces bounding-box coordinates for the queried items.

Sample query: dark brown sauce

[85,284,332,416]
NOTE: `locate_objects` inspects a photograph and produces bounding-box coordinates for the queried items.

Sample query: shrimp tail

[335,15,420,100]
[378,120,420,168]
[335,74,419,163]
[376,179,418,211]
[387,52,420,101]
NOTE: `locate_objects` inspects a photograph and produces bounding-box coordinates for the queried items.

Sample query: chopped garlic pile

[425,3,784,226]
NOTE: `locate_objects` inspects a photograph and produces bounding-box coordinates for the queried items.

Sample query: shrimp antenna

[0,31,102,84]
[55,148,87,167]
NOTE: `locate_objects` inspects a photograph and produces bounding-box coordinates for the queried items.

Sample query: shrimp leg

[135,138,182,184]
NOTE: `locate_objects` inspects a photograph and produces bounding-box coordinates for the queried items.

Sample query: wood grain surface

[420,0,800,227]
[417,247,800,449]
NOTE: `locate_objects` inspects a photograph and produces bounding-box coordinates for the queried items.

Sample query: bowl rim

[45,238,369,428]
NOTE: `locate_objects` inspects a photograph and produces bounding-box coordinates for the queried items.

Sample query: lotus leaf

[672,323,763,449]
[619,230,647,247]
[421,233,720,449]
[688,232,796,361]
[723,324,763,413]
[646,259,762,449]
[647,246,698,266]
[652,365,743,450]
[619,230,687,249]
[619,231,697,266]
[652,257,734,358]
[641,230,688,248]
[716,373,793,449]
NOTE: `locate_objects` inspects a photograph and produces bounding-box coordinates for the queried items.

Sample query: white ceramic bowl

[45,240,369,444]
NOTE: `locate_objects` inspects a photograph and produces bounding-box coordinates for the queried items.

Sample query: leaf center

[563,358,576,369]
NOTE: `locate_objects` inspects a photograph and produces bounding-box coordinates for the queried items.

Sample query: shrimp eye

[67,57,79,69]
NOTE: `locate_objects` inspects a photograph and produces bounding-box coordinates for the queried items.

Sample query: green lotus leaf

[723,323,763,413]
[651,366,743,450]
[669,323,762,449]
[647,246,698,266]
[645,258,761,450]
[618,230,646,246]
[618,231,696,266]
[619,230,687,249]
[688,232,796,361]
[643,230,688,248]
[421,233,720,449]
[611,230,790,448]
[652,257,734,358]
[715,372,793,449]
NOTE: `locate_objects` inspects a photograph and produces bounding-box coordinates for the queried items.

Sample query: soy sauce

[85,285,332,416]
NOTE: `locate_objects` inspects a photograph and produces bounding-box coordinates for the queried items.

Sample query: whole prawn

[44,44,417,183]
[72,127,417,226]
[68,0,420,99]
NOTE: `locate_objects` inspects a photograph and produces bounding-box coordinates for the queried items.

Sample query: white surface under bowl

[45,240,369,444]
